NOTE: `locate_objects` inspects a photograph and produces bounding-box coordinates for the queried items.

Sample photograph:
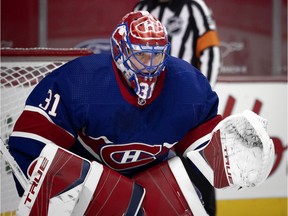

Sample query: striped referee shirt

[134,0,221,88]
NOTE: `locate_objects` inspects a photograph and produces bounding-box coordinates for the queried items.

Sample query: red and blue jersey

[9,53,221,179]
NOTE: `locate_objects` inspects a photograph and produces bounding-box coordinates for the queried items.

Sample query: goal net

[0,48,93,215]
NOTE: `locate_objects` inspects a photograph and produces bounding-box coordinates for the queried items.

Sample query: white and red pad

[17,143,145,216]
[133,156,208,216]
[17,144,89,215]
[186,110,275,189]
[84,167,145,215]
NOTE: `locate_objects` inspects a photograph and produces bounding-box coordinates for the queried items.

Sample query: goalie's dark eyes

[135,52,144,56]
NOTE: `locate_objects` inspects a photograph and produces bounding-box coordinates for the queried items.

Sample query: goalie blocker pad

[17,143,208,215]
[133,156,208,216]
[17,143,145,216]
[186,110,275,189]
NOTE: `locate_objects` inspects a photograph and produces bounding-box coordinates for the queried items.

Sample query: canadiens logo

[100,143,163,171]
[130,16,166,41]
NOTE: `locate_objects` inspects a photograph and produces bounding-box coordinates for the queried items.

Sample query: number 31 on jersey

[39,89,60,117]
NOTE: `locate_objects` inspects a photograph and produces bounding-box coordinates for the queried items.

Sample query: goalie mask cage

[0,48,93,215]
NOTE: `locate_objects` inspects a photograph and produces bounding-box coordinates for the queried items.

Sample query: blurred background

[1,0,287,79]
[1,0,287,215]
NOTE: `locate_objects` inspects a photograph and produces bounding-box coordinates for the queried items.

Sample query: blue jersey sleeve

[8,57,90,190]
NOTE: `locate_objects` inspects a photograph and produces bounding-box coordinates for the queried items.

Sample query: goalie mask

[111,11,170,100]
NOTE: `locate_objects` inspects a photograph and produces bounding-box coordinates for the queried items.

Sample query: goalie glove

[186,110,275,189]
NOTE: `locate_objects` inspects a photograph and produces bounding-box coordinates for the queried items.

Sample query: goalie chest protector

[20,53,219,175]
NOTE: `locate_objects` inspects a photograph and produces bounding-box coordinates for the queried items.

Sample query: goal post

[0,48,94,215]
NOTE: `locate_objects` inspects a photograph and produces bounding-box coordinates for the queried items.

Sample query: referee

[133,0,221,89]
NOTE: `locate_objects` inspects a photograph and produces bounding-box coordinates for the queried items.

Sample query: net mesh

[0,48,92,214]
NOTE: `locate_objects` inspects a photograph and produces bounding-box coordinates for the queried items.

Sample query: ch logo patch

[131,16,166,40]
[100,143,163,171]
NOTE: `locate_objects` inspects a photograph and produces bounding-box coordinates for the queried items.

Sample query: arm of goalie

[185,110,275,189]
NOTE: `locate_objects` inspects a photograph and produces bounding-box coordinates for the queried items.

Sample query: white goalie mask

[110,11,170,100]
